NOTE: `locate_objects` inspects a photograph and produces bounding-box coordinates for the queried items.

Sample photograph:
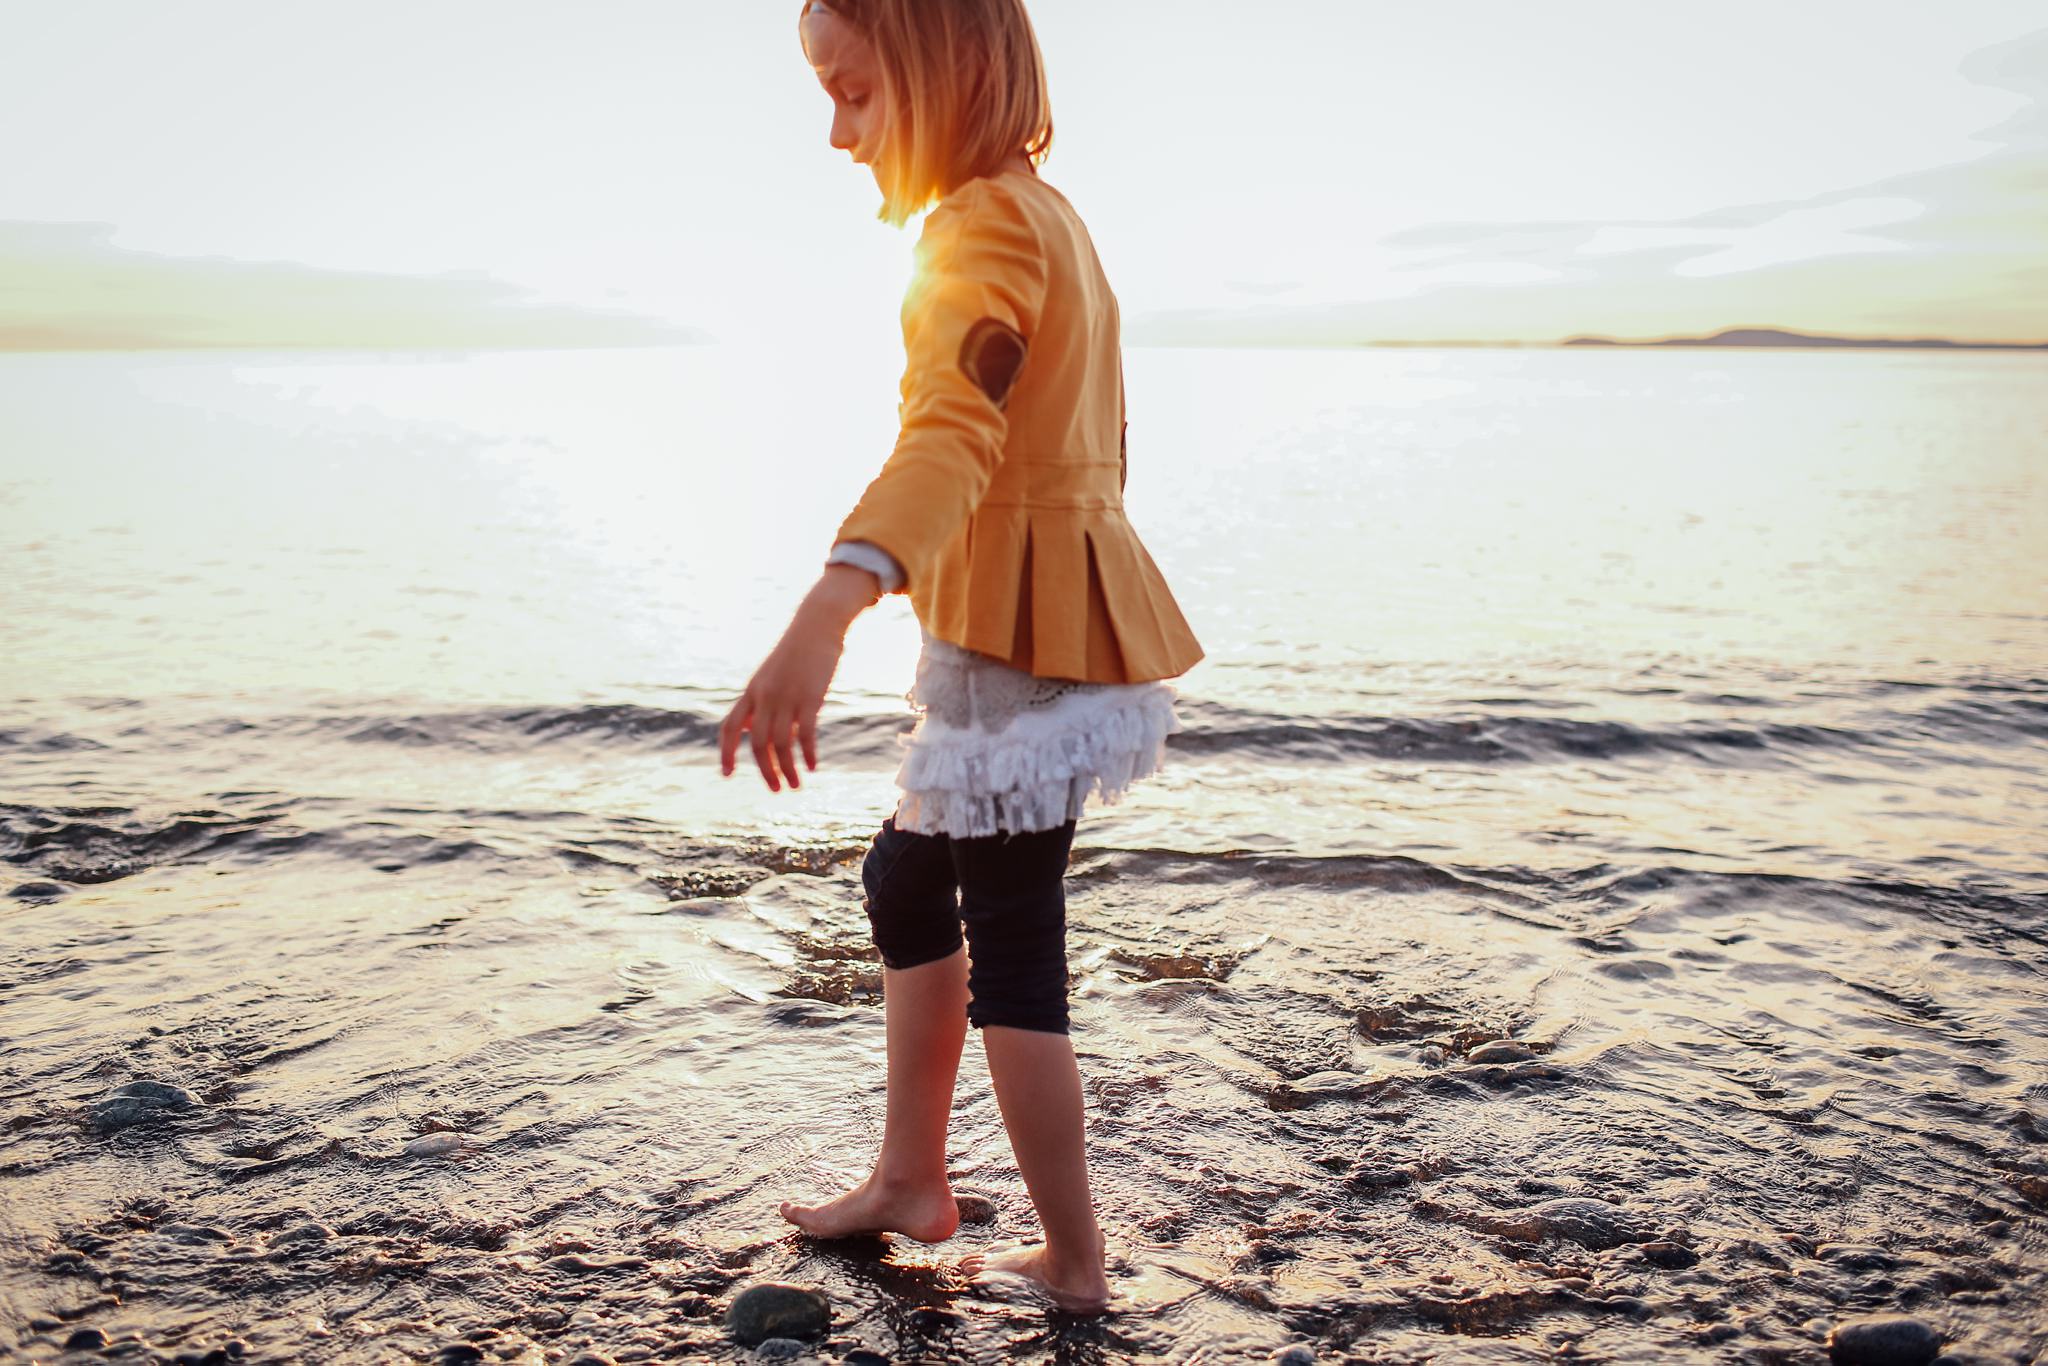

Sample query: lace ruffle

[892,632,1181,838]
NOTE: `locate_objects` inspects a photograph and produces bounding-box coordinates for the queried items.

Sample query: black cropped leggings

[860,812,1078,1035]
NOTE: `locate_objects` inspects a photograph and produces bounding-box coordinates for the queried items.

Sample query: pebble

[89,1080,201,1133]
[1465,1196,1660,1251]
[158,1223,234,1244]
[1345,1164,1412,1191]
[548,1254,649,1274]
[1828,1314,1942,1366]
[1467,1041,1536,1064]
[10,880,69,899]
[115,1080,200,1107]
[754,1341,807,1361]
[65,1328,110,1351]
[1636,1239,1699,1268]
[1816,1242,1896,1271]
[727,1282,831,1347]
[1274,1347,1316,1365]
[954,1193,999,1224]
[269,1221,333,1247]
[404,1133,464,1158]
[839,1352,891,1366]
[1418,1045,1446,1064]
[434,1348,484,1365]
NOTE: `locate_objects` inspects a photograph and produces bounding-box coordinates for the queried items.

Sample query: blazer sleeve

[833,179,1048,594]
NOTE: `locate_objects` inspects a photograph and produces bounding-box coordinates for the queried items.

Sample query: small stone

[404,1133,464,1158]
[839,1351,891,1366]
[89,1099,162,1133]
[954,1193,999,1224]
[1418,1045,1446,1064]
[10,880,68,899]
[89,1080,202,1133]
[754,1341,807,1361]
[727,1282,831,1347]
[548,1254,649,1274]
[1637,1239,1699,1268]
[1345,1164,1412,1191]
[65,1328,110,1351]
[158,1223,233,1243]
[1816,1242,1895,1271]
[435,1347,484,1365]
[1495,1197,1656,1250]
[114,1079,200,1107]
[1273,1347,1316,1365]
[1828,1314,1941,1366]
[1467,1041,1536,1064]
[270,1221,333,1246]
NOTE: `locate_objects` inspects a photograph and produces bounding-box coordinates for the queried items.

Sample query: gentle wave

[10,798,2042,939]
[4,677,2043,769]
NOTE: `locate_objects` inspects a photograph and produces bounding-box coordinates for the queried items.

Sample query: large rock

[726,1282,830,1347]
[1469,1197,1658,1251]
[1828,1315,1941,1366]
[89,1080,201,1133]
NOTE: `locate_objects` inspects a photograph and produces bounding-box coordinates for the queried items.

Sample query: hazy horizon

[3,2,2045,351]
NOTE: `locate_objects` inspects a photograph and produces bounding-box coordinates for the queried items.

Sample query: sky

[1,0,2044,348]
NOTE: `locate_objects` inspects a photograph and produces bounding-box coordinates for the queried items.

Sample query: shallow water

[2,345,2045,1363]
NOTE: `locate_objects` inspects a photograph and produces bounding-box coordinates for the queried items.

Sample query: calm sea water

[2,344,2044,1363]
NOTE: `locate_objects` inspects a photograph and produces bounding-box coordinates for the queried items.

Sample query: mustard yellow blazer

[832,167,1205,685]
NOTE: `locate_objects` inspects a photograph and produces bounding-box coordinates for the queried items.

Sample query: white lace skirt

[890,629,1182,838]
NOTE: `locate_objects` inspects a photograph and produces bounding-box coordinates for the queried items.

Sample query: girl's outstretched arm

[718,564,881,791]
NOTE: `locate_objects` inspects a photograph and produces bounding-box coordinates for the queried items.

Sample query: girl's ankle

[871,1167,951,1195]
[1043,1227,1107,1272]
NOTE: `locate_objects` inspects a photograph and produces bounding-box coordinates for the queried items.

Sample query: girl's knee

[861,816,963,970]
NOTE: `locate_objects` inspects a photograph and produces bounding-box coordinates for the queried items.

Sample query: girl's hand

[718,566,880,791]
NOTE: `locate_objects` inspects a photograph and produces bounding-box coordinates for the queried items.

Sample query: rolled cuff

[827,539,906,594]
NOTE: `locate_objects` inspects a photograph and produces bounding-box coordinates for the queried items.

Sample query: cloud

[0,222,705,351]
[1135,27,2048,345]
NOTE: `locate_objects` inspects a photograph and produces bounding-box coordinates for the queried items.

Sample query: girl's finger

[798,710,819,772]
[749,715,780,791]
[718,698,751,776]
[775,717,802,791]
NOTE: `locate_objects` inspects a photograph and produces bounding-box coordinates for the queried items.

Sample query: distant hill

[1563,327,2048,351]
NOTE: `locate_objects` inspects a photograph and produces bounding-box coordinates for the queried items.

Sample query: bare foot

[779,1175,961,1244]
[959,1239,1113,1314]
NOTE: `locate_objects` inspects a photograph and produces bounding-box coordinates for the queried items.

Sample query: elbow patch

[959,317,1028,409]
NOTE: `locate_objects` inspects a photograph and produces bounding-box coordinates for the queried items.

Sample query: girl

[717,0,1203,1316]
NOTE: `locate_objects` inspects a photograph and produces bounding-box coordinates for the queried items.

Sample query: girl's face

[801,8,888,189]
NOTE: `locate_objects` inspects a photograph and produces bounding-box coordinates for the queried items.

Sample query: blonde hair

[801,0,1054,226]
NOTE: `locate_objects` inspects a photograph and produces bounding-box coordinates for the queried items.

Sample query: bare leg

[961,1023,1112,1312]
[779,947,969,1242]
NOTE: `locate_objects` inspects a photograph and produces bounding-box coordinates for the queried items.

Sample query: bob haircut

[800,0,1054,227]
